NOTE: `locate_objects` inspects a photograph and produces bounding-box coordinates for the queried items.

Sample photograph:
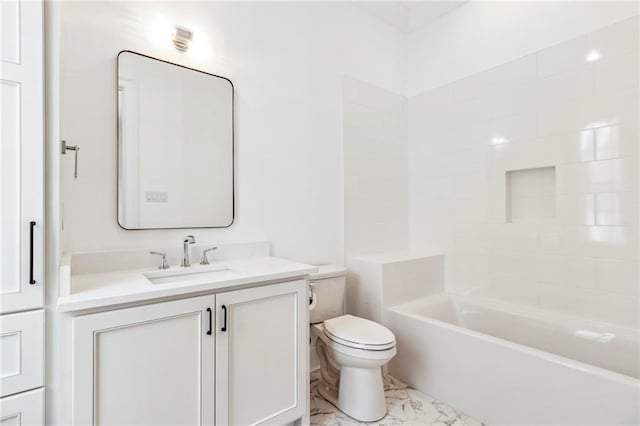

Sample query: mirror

[117,51,234,229]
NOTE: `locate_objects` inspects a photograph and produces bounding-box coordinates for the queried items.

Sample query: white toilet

[309,265,396,422]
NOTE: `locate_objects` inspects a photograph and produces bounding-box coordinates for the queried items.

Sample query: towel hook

[61,140,79,179]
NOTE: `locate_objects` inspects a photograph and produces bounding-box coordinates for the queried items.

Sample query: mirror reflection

[117,51,234,229]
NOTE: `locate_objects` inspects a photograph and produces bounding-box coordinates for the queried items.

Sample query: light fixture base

[172,26,193,52]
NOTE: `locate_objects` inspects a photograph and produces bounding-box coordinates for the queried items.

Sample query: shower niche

[506,166,556,224]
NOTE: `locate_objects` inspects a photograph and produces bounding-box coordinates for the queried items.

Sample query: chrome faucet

[181,235,196,267]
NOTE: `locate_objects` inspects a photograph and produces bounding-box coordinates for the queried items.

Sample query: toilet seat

[323,315,395,351]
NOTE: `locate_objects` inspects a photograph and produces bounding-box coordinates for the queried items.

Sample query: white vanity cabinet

[71,279,308,426]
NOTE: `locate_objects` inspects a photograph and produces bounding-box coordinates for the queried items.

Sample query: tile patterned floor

[310,371,484,426]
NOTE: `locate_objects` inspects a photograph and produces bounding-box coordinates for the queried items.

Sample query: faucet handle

[200,247,217,265]
[150,251,169,270]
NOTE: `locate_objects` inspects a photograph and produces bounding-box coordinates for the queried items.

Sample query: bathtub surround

[408,16,640,328]
[343,77,408,258]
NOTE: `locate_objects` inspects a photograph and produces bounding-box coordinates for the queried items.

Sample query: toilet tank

[309,265,348,324]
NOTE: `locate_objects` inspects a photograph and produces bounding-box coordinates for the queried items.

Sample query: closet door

[0,0,44,314]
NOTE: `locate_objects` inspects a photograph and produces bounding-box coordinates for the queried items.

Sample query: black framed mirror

[117,51,234,229]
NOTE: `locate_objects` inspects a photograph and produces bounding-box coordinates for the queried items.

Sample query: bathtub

[384,293,640,425]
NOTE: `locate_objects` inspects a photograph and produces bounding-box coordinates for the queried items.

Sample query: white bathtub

[384,293,640,425]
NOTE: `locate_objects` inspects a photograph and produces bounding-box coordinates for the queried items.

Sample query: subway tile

[537,91,638,138]
[451,173,489,198]
[536,254,597,288]
[489,54,538,90]
[556,159,636,194]
[489,249,538,279]
[450,224,496,251]
[490,224,539,252]
[565,225,638,260]
[551,130,595,164]
[490,82,538,117]
[594,49,639,97]
[595,192,637,226]
[445,250,491,288]
[595,259,639,297]
[537,224,565,255]
[535,64,594,105]
[472,278,540,306]
[587,91,639,128]
[450,97,493,124]
[509,195,556,224]
[588,16,639,62]
[537,17,638,80]
[447,120,493,152]
[488,138,558,172]
[452,69,495,103]
[449,194,490,225]
[594,122,639,160]
[557,193,595,225]
[537,34,591,78]
[537,284,639,327]
[537,96,592,137]
[489,111,537,144]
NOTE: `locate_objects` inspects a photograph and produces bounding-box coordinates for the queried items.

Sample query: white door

[72,296,216,426]
[0,310,44,397]
[0,0,44,314]
[0,387,44,426]
[216,280,307,426]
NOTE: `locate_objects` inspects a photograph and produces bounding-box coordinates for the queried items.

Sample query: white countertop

[57,256,317,313]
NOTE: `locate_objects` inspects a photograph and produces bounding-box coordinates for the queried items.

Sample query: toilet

[309,265,396,422]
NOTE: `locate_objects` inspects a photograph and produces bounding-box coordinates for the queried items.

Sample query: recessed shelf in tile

[506,166,556,224]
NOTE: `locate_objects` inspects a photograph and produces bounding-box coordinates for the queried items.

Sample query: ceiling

[358,1,468,33]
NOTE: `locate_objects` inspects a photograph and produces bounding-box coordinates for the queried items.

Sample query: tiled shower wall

[344,77,408,258]
[408,17,639,327]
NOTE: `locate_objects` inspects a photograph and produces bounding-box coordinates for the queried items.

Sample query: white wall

[408,16,639,327]
[343,76,408,257]
[59,1,406,264]
[408,1,639,95]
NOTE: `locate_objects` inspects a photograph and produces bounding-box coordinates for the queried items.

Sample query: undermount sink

[144,264,237,285]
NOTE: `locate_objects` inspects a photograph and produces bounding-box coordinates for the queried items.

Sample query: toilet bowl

[312,314,396,422]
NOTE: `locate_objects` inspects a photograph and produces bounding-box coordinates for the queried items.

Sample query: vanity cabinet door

[215,280,307,426]
[72,296,216,426]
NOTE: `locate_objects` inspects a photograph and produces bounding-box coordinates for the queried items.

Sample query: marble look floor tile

[310,371,484,426]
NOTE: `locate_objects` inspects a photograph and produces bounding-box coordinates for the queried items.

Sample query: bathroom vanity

[54,243,316,426]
